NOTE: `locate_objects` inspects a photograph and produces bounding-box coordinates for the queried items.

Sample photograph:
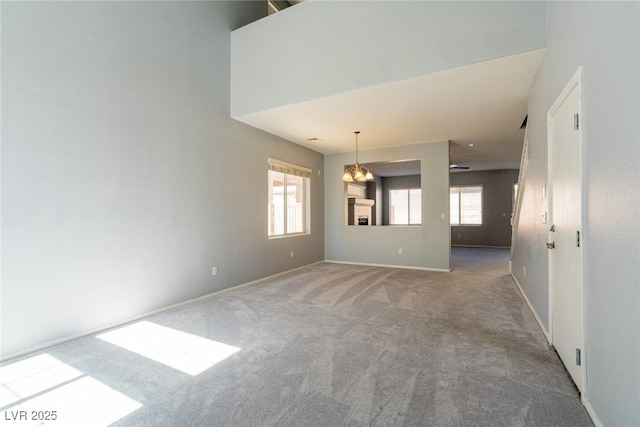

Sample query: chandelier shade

[342,131,375,182]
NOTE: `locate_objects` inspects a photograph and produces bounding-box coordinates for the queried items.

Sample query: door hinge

[576,348,582,366]
[576,231,581,247]
[574,113,580,130]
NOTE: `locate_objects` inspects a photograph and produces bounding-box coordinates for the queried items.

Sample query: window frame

[388,187,422,225]
[268,158,311,238]
[450,185,483,226]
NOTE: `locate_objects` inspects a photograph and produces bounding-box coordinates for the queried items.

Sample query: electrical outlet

[212,267,218,276]
[290,251,294,258]
[398,248,403,255]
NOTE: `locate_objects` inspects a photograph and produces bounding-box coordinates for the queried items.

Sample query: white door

[548,69,584,392]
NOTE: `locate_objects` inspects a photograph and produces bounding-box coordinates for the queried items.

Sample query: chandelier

[342,131,374,182]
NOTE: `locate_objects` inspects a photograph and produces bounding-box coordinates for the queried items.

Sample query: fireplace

[347,198,375,226]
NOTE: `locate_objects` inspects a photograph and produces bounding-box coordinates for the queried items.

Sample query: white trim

[547,65,586,392]
[548,66,583,117]
[451,244,510,249]
[1,261,324,363]
[511,273,550,343]
[325,260,451,273]
[582,396,604,427]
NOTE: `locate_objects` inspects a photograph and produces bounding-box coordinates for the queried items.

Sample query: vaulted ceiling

[234,2,546,172]
[237,49,543,171]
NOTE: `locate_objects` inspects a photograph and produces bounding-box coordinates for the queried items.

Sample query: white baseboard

[582,396,603,427]
[510,273,550,343]
[511,271,606,426]
[451,244,510,249]
[325,259,451,272]
[1,261,324,363]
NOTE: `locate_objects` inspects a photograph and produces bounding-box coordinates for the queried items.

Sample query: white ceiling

[236,48,546,172]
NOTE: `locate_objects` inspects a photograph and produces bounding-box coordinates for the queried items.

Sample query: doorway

[547,67,584,392]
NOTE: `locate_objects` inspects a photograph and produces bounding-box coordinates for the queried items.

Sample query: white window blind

[268,158,311,178]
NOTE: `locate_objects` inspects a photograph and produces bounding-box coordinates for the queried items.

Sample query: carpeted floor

[1,248,593,426]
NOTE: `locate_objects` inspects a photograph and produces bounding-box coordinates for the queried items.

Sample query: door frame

[546,66,586,391]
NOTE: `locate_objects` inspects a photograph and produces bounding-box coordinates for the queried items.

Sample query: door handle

[546,241,556,249]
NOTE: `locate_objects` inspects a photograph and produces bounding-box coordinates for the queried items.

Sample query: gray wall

[381,175,421,225]
[365,179,382,225]
[1,1,324,359]
[325,141,450,271]
[450,170,518,247]
[511,2,639,425]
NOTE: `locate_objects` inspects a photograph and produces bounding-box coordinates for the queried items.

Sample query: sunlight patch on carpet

[0,354,141,426]
[97,321,240,376]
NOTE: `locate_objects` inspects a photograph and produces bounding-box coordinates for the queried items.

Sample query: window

[389,188,421,225]
[268,159,310,237]
[450,186,483,225]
